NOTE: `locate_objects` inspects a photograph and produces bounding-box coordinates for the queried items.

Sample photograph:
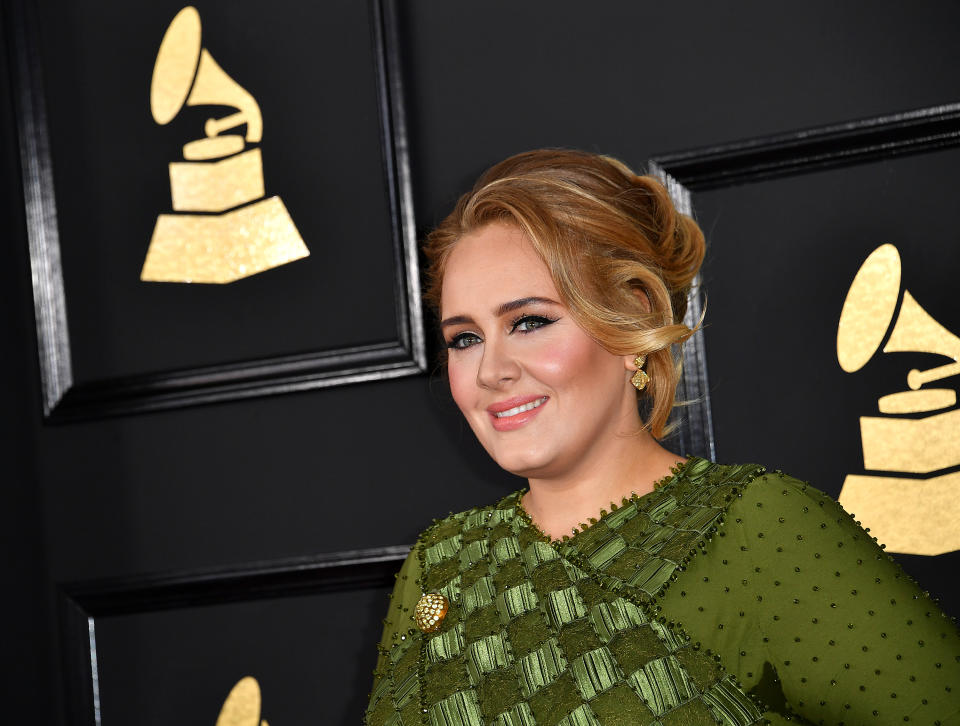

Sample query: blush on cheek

[446,360,476,416]
[531,333,609,389]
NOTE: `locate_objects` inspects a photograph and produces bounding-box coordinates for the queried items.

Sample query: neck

[522,431,684,541]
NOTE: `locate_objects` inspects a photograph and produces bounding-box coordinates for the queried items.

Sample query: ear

[623,352,641,373]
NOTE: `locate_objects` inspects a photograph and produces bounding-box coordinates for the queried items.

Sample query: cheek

[446,355,478,414]
[530,333,619,391]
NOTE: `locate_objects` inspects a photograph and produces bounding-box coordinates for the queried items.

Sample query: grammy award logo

[141,6,309,284]
[836,243,960,556]
[215,676,270,726]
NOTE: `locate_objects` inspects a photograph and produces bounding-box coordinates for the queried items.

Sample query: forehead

[440,223,557,316]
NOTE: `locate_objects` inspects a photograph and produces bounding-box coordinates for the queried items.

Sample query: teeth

[494,397,547,418]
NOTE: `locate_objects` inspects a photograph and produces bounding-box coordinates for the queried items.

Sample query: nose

[476,338,521,389]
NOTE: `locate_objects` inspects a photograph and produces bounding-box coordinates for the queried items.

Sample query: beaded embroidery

[367,458,767,725]
[366,458,960,725]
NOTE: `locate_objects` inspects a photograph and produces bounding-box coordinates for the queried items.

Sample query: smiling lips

[487,395,549,431]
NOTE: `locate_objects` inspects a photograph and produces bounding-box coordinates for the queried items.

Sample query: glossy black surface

[3,1,960,724]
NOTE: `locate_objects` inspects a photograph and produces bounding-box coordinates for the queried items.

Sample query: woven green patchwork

[491,702,536,726]
[702,677,763,726]
[466,632,512,682]
[459,560,489,589]
[628,655,696,716]
[459,540,488,569]
[649,621,686,652]
[530,559,571,596]
[487,521,514,545]
[545,586,588,629]
[655,535,697,563]
[426,557,460,591]
[478,667,523,720]
[528,671,583,725]
[427,622,464,663]
[516,637,567,697]
[437,576,462,610]
[394,670,419,708]
[461,576,495,616]
[463,602,501,641]
[522,540,559,572]
[430,518,465,541]
[557,618,602,661]
[556,703,601,726]
[573,578,610,610]
[574,521,615,553]
[514,524,543,552]
[399,696,425,726]
[429,689,483,726]
[626,559,675,595]
[588,683,656,724]
[425,534,462,565]
[367,688,394,726]
[491,536,521,566]
[498,580,538,620]
[599,547,650,580]
[607,627,669,675]
[645,497,677,523]
[584,535,627,570]
[507,610,551,657]
[614,513,652,544]
[492,555,525,591]
[423,657,471,706]
[673,647,722,691]
[570,647,621,700]
[589,599,637,643]
[367,459,779,725]
[392,638,420,676]
[659,698,717,726]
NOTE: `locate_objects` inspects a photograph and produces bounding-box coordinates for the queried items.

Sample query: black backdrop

[3,1,960,723]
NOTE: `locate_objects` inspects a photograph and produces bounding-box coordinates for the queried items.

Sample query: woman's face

[440,223,639,480]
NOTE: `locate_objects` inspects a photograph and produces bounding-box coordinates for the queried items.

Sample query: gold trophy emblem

[215,676,269,726]
[141,6,309,283]
[837,244,960,555]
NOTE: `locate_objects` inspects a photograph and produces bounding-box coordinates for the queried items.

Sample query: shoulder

[414,490,522,554]
[683,458,831,507]
[708,463,887,558]
[679,458,847,533]
[726,465,844,523]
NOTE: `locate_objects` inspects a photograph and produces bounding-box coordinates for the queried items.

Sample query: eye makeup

[510,314,558,333]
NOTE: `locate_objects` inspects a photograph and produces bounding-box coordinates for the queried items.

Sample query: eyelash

[445,314,558,350]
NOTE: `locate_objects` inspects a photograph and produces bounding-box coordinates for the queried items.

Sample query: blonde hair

[424,149,705,438]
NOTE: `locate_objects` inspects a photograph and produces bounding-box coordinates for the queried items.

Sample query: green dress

[365,458,960,725]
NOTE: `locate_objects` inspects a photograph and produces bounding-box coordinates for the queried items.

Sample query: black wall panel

[3,1,960,723]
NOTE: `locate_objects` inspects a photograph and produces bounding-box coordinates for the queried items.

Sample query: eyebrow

[439,296,560,329]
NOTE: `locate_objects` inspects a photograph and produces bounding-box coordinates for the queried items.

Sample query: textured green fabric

[366,459,960,725]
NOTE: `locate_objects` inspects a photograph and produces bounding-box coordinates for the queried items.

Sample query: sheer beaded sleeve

[371,547,423,687]
[661,471,960,725]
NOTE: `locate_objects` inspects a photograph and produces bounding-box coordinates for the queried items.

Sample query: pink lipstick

[487,395,549,432]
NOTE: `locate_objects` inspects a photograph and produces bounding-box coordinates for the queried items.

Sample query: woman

[365,150,960,725]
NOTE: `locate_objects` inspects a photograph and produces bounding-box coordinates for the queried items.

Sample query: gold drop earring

[631,354,649,391]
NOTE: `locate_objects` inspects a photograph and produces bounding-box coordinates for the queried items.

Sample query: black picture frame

[6,0,425,422]
[58,544,410,726]
[649,101,960,462]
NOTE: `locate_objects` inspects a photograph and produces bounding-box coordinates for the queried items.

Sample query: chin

[488,443,558,479]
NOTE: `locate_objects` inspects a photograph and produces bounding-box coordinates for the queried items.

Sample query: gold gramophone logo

[837,243,960,556]
[141,6,309,284]
[215,676,269,726]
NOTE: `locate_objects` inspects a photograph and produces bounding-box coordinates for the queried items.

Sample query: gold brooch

[414,593,449,633]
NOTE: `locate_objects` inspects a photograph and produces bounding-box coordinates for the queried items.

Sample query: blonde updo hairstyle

[424,149,705,439]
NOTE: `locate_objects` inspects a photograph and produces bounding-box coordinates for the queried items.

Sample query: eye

[512,315,557,334]
[446,331,482,350]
